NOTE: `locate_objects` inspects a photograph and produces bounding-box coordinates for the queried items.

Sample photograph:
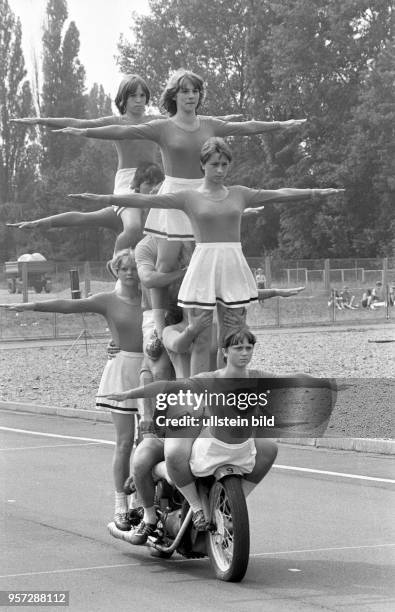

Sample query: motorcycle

[108,460,250,582]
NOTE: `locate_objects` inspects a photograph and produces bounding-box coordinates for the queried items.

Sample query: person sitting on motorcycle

[99,328,280,538]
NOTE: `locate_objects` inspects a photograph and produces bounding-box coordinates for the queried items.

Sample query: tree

[41,0,86,168]
[342,36,395,256]
[0,0,38,204]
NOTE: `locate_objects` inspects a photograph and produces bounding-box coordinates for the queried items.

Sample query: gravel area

[1,323,394,438]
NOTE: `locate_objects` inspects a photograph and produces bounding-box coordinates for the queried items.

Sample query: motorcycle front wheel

[207,476,249,582]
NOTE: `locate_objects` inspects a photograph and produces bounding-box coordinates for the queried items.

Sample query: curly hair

[159,69,205,116]
[111,249,136,274]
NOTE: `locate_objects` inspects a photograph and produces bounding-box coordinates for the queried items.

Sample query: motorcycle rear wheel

[207,476,249,582]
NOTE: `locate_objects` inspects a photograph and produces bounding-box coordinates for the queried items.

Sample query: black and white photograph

[0,0,394,610]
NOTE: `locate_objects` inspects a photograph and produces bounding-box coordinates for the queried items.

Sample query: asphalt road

[1,410,394,612]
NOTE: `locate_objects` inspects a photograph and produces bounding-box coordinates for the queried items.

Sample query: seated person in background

[340,286,358,309]
[361,288,372,308]
[370,281,386,309]
[328,289,344,310]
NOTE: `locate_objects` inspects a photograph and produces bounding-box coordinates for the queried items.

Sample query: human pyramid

[4,70,342,542]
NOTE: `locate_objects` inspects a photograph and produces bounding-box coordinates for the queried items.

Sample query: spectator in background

[340,286,358,309]
[370,281,386,309]
[328,289,344,310]
[255,268,266,305]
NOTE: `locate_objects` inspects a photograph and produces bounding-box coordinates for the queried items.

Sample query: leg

[188,308,214,375]
[150,238,183,337]
[216,304,247,368]
[132,438,164,512]
[242,440,278,498]
[165,436,207,529]
[128,437,165,545]
[114,208,143,252]
[110,411,137,530]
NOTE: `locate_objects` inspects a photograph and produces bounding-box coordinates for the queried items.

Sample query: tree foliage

[118,0,394,258]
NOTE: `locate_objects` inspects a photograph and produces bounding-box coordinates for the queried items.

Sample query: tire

[207,476,250,582]
[34,284,43,293]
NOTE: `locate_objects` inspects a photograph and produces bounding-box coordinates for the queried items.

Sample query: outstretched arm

[52,120,162,141]
[258,287,305,300]
[213,117,306,137]
[68,191,185,211]
[245,187,345,208]
[6,210,108,231]
[97,378,191,402]
[0,295,104,315]
[11,116,119,129]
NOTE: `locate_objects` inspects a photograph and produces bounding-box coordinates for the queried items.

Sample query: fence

[0,257,393,340]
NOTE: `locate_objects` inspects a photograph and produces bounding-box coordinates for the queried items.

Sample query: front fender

[213,465,245,481]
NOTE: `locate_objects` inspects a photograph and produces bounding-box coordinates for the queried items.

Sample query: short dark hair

[200,137,232,169]
[131,162,164,191]
[223,328,257,349]
[115,75,151,114]
[160,69,205,116]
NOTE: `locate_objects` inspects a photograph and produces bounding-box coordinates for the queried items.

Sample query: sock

[115,491,128,515]
[242,479,257,499]
[129,490,143,509]
[178,483,202,513]
[152,308,166,338]
[143,506,157,525]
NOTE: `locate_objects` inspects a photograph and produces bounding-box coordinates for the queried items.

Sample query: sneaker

[129,520,157,545]
[127,506,144,527]
[114,512,132,531]
[192,509,208,531]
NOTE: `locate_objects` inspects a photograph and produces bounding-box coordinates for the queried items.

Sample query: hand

[280,119,307,129]
[188,310,213,335]
[277,286,305,297]
[0,303,33,312]
[243,206,265,216]
[313,188,345,198]
[106,340,120,360]
[11,117,40,125]
[52,127,87,136]
[96,390,133,402]
[6,219,50,230]
[222,309,243,328]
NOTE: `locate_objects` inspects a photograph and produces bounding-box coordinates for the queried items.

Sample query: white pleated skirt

[113,167,137,216]
[144,175,203,241]
[96,351,143,414]
[177,242,258,309]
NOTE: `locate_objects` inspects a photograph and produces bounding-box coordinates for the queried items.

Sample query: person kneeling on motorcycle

[98,328,279,537]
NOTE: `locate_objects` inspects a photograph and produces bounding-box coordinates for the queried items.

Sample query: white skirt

[113,167,137,215]
[190,430,256,477]
[144,175,203,241]
[178,243,258,309]
[96,350,143,414]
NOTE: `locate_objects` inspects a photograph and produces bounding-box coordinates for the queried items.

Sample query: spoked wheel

[207,476,249,582]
